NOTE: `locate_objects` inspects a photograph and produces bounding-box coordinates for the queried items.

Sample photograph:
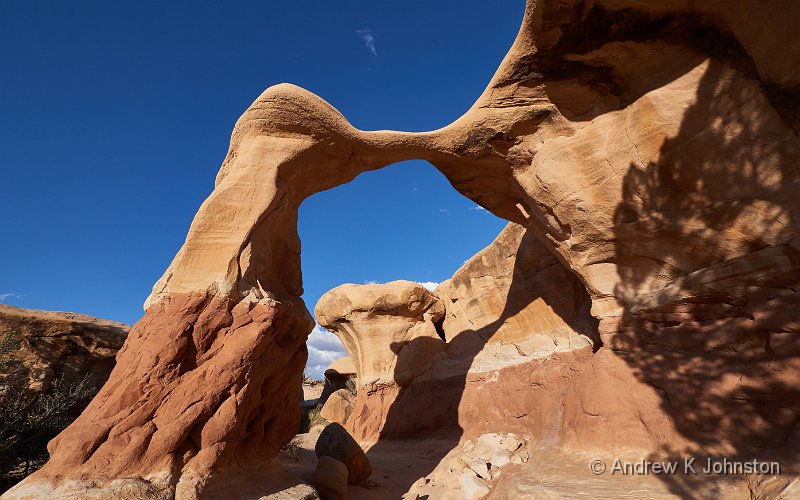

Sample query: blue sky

[0,1,522,376]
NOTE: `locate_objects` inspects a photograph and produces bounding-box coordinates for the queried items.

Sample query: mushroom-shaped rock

[325,356,357,380]
[315,281,445,388]
[320,356,357,405]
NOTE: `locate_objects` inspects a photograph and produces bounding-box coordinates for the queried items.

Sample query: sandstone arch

[7,0,800,498]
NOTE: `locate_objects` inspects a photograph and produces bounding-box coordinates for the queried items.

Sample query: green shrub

[299,405,328,434]
[0,332,95,491]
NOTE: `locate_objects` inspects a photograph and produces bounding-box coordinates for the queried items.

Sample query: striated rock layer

[0,304,129,392]
[316,281,445,388]
[322,225,800,497]
[7,0,800,497]
[435,222,597,371]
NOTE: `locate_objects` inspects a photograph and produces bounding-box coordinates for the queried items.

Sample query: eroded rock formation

[319,389,355,426]
[7,0,800,497]
[0,304,129,392]
[315,281,445,388]
[435,222,597,371]
[319,356,356,405]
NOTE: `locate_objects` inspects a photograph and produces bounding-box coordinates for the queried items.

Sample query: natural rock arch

[7,0,800,498]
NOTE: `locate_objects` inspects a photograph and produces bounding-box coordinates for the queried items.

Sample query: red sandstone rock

[6,294,313,498]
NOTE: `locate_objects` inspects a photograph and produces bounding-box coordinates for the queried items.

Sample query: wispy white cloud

[362,280,439,291]
[305,280,439,378]
[416,281,439,292]
[306,324,347,379]
[355,29,377,56]
[438,208,450,215]
[0,293,19,302]
[470,205,488,212]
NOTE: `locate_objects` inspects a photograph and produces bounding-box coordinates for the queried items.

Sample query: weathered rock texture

[319,356,356,405]
[316,281,445,388]
[435,222,597,371]
[319,389,355,426]
[0,304,129,392]
[8,0,800,497]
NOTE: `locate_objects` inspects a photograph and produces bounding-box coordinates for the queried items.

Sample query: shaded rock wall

[0,304,128,392]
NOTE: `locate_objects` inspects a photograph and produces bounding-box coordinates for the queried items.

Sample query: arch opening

[297,158,508,378]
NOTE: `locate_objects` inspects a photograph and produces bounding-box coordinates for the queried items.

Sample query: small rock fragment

[460,473,490,499]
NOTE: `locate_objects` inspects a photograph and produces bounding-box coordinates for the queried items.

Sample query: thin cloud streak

[355,28,377,56]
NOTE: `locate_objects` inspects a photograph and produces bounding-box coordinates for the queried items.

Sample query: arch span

[9,0,800,497]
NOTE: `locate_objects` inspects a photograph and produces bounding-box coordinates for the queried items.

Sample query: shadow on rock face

[606,52,800,497]
[360,226,599,496]
[356,4,800,497]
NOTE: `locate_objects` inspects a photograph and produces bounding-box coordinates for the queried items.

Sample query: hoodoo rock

[315,281,445,388]
[319,356,357,405]
[7,0,800,498]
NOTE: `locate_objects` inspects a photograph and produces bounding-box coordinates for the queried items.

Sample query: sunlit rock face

[7,0,800,497]
[315,281,445,389]
[435,222,597,373]
[315,282,447,441]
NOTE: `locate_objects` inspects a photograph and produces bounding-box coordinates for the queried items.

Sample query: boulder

[315,281,445,388]
[319,389,355,425]
[311,455,349,500]
[319,356,357,405]
[315,423,372,487]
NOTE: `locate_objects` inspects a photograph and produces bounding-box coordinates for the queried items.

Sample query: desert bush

[0,332,94,490]
[345,376,357,396]
[299,405,328,434]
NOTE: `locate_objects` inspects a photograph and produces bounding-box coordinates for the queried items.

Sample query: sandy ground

[279,429,452,499]
[278,431,776,499]
[302,381,324,402]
